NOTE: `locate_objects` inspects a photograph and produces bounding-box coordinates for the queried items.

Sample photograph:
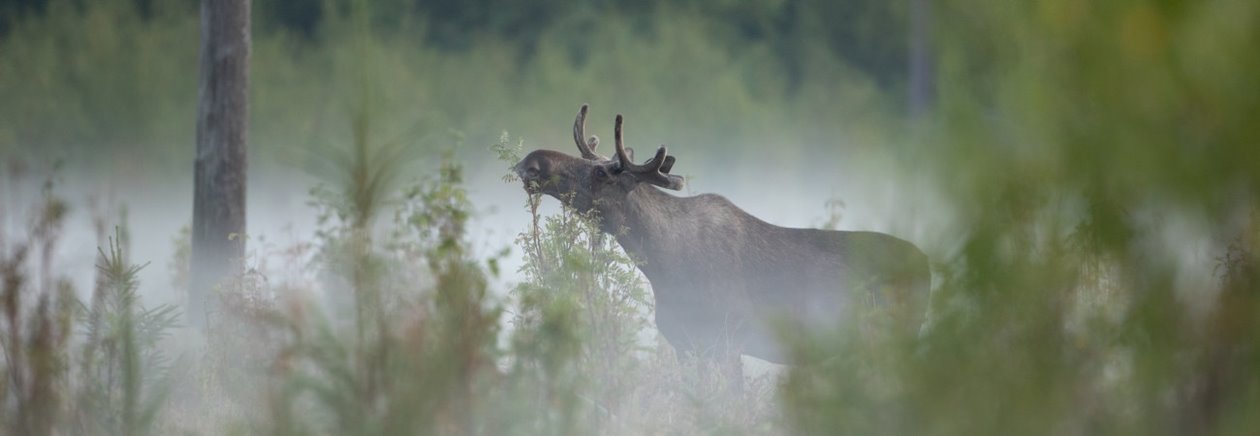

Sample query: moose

[513,104,930,365]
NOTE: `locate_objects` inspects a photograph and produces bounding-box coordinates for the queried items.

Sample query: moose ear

[660,156,676,174]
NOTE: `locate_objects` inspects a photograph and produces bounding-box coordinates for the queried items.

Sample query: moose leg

[682,337,745,400]
[718,349,745,397]
[657,322,745,397]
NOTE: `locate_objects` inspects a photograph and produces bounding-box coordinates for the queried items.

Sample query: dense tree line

[0,0,915,94]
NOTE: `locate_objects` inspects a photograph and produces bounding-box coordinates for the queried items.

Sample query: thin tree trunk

[190,0,250,329]
[908,0,934,118]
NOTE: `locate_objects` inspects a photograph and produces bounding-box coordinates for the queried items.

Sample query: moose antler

[614,114,685,190]
[573,104,603,160]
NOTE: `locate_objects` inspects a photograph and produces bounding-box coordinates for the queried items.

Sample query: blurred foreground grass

[783,1,1260,435]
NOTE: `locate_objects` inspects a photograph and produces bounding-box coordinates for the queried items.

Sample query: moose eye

[595,167,608,178]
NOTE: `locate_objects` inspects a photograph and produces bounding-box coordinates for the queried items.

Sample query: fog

[17,126,952,321]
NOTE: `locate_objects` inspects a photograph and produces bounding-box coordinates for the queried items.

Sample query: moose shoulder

[514,104,929,364]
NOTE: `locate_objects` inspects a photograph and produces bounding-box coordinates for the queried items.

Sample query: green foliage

[0,0,896,179]
[255,149,507,435]
[0,169,179,436]
[76,228,181,436]
[509,191,653,433]
[0,171,77,436]
[781,1,1260,435]
[0,0,197,170]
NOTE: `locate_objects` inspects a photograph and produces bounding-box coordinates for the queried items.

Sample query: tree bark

[191,0,250,329]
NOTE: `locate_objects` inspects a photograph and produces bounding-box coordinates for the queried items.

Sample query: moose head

[514,104,683,220]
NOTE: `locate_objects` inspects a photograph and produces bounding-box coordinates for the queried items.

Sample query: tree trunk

[908,0,934,118]
[190,0,250,329]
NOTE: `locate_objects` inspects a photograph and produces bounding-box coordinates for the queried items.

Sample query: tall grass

[1,168,181,436]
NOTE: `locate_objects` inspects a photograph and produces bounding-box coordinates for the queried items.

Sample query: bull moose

[513,104,930,364]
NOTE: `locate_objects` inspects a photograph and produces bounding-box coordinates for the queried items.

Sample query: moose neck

[596,185,682,278]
